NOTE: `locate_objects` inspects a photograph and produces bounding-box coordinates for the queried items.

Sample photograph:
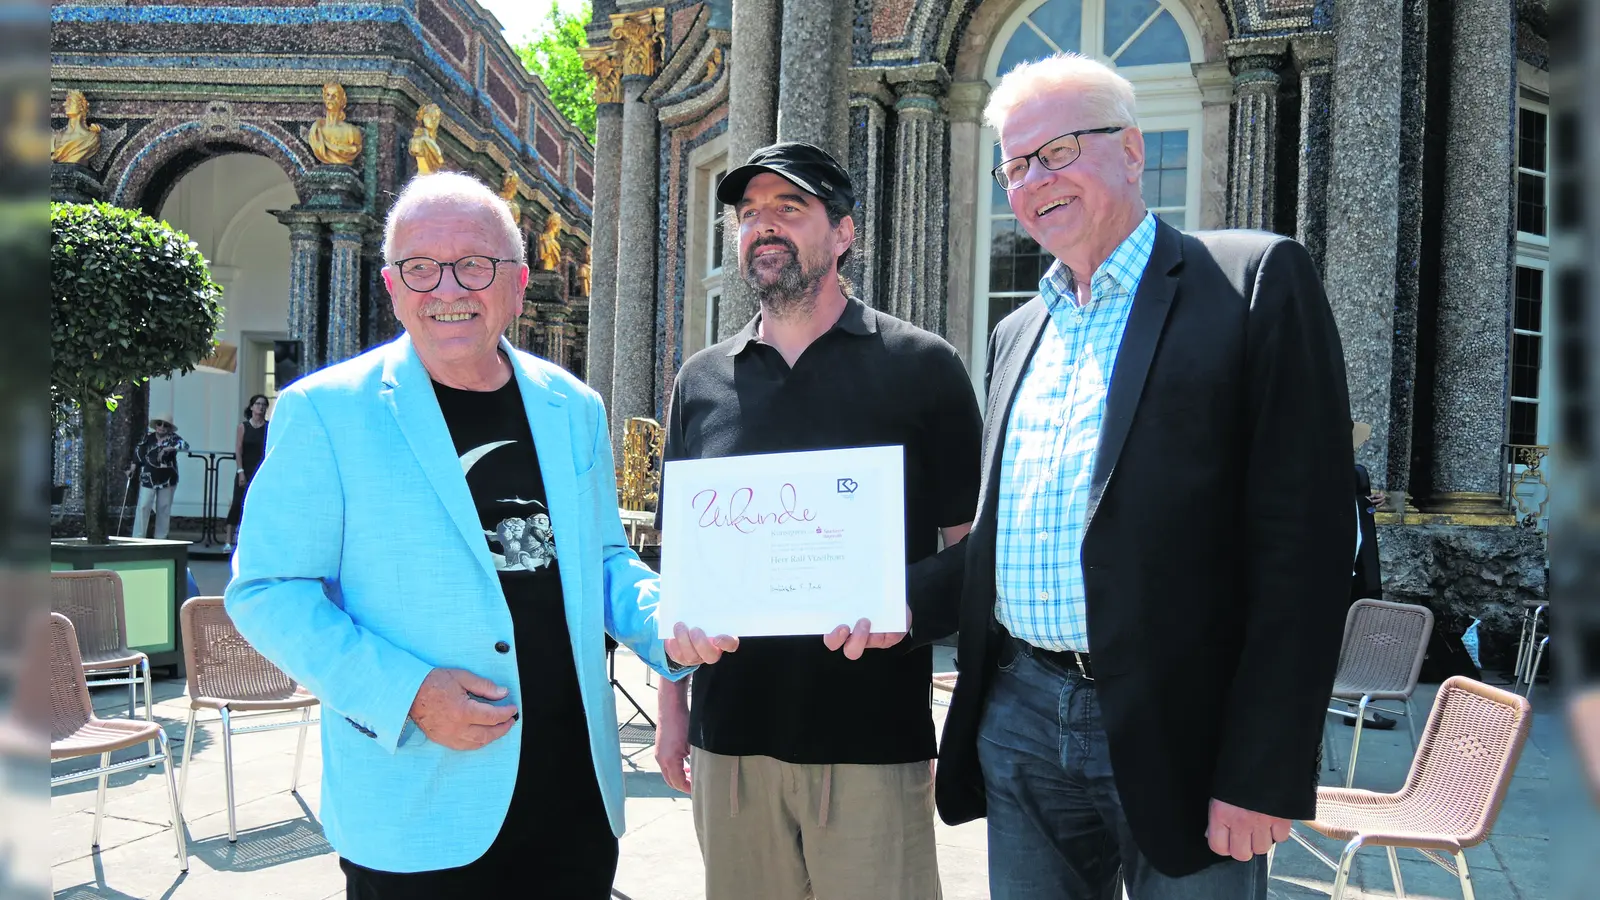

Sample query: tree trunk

[80,394,109,545]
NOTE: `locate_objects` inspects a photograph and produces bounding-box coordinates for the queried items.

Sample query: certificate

[657,446,906,638]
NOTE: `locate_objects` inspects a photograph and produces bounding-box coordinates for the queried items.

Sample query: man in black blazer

[910,52,1355,899]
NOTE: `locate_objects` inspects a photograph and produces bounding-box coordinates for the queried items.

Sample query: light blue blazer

[225,333,684,872]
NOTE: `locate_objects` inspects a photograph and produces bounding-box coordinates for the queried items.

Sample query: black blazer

[910,220,1355,877]
[1352,464,1382,600]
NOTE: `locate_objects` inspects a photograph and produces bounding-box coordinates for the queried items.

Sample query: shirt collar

[1038,212,1158,311]
[726,295,877,356]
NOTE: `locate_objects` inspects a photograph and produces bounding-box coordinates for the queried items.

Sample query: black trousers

[341,741,617,898]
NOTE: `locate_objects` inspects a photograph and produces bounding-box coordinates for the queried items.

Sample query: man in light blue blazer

[226,172,688,898]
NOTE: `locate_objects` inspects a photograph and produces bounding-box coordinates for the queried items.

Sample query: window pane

[998,26,1059,78]
[1517,172,1547,235]
[1160,169,1187,207]
[1509,400,1538,447]
[1519,108,1547,174]
[1511,334,1541,398]
[1514,266,1544,332]
[1104,0,1162,55]
[1115,10,1190,66]
[993,142,1013,208]
[1026,0,1082,54]
[1163,129,1189,162]
[1141,169,1158,201]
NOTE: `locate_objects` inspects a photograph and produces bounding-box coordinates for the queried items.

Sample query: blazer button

[495,641,510,654]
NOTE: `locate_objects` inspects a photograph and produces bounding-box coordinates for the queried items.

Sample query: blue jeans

[978,640,1268,900]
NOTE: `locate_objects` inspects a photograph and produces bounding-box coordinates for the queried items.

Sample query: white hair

[984,52,1139,136]
[381,172,524,262]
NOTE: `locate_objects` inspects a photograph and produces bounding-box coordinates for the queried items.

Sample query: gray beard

[746,251,824,321]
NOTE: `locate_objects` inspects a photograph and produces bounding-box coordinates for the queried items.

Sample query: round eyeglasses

[389,255,515,292]
[992,127,1125,191]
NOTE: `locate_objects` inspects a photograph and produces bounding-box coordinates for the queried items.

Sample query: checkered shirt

[994,213,1157,652]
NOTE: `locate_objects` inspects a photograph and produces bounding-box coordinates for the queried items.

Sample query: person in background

[127,412,189,540]
[223,394,270,554]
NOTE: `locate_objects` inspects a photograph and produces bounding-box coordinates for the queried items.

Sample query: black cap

[716,141,855,211]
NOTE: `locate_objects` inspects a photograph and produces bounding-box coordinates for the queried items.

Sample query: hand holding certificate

[659,446,908,649]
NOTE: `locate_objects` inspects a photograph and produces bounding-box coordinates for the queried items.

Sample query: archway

[143,153,296,529]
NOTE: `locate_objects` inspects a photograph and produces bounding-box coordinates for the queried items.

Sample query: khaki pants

[690,748,942,900]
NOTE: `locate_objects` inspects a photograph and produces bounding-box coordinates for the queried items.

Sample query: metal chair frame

[1513,601,1549,696]
[1323,599,1434,788]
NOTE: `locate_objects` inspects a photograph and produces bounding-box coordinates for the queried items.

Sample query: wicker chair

[1276,676,1531,900]
[1324,599,1434,788]
[51,570,155,758]
[48,613,187,870]
[177,597,319,842]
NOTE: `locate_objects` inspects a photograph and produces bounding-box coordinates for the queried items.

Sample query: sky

[477,0,590,46]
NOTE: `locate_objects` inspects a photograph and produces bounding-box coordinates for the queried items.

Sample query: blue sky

[478,0,590,46]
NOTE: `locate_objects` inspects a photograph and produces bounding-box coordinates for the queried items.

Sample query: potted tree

[51,201,222,670]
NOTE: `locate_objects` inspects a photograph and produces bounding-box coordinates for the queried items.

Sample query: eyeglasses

[388,255,516,292]
[992,127,1125,191]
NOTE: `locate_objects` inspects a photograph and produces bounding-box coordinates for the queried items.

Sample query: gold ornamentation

[704,46,723,82]
[537,212,564,272]
[578,245,592,296]
[610,9,665,80]
[51,89,101,165]
[620,417,666,511]
[499,171,522,226]
[1507,444,1550,528]
[408,103,444,174]
[578,44,622,104]
[309,82,364,165]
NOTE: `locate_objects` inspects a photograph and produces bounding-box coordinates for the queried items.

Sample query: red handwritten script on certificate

[692,483,818,533]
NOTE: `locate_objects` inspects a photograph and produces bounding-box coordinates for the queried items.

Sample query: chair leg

[1524,637,1549,698]
[178,707,197,808]
[1345,695,1371,789]
[1330,837,1366,900]
[219,706,237,842]
[142,658,157,765]
[92,751,110,849]
[1513,607,1533,680]
[1403,695,1420,755]
[1386,846,1406,898]
[1456,851,1476,900]
[1324,710,1341,773]
[127,664,137,719]
[291,707,310,793]
[157,730,188,871]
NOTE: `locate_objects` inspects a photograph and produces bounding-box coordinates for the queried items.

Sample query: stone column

[717,0,781,338]
[1386,0,1429,506]
[609,9,664,447]
[886,67,950,334]
[1224,38,1288,232]
[581,43,623,412]
[1322,0,1403,485]
[274,212,325,371]
[1290,33,1335,272]
[1429,0,1517,510]
[777,0,852,163]
[325,219,369,364]
[944,79,988,363]
[848,70,895,311]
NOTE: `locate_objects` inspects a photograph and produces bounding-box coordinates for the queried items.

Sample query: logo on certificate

[836,477,858,495]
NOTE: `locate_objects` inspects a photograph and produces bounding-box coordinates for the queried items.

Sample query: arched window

[973,0,1205,367]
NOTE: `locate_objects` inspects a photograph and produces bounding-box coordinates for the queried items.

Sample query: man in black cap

[654,141,982,899]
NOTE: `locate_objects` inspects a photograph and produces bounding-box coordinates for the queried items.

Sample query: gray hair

[984,52,1139,136]
[381,172,525,263]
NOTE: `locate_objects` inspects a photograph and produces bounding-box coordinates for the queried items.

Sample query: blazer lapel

[380,334,497,583]
[507,343,585,641]
[1088,219,1184,521]
[979,302,1051,534]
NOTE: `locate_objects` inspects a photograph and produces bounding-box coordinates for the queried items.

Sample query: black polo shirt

[659,297,982,764]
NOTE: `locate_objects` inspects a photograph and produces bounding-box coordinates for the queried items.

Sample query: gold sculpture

[51,89,101,165]
[499,171,522,226]
[309,82,363,166]
[537,212,563,272]
[620,417,666,511]
[610,9,665,79]
[408,103,444,174]
[578,44,622,105]
[577,245,592,296]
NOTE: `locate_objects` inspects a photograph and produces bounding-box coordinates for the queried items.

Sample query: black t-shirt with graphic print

[432,376,610,850]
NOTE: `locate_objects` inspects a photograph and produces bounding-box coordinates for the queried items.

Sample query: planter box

[50,537,191,673]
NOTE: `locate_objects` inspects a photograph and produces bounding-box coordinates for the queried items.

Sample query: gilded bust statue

[309,82,363,166]
[499,171,522,226]
[578,245,592,297]
[51,90,102,165]
[537,213,564,272]
[408,103,444,175]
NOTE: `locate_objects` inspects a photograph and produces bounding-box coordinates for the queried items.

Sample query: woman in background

[223,394,270,553]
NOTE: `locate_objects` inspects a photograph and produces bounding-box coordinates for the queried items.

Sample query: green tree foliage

[513,2,596,143]
[51,201,223,543]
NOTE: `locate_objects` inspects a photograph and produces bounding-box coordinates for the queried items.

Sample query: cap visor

[716,163,820,206]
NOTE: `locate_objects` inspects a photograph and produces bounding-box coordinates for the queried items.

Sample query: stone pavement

[50,562,1570,898]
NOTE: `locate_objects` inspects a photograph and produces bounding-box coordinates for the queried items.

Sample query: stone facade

[582,0,1551,660]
